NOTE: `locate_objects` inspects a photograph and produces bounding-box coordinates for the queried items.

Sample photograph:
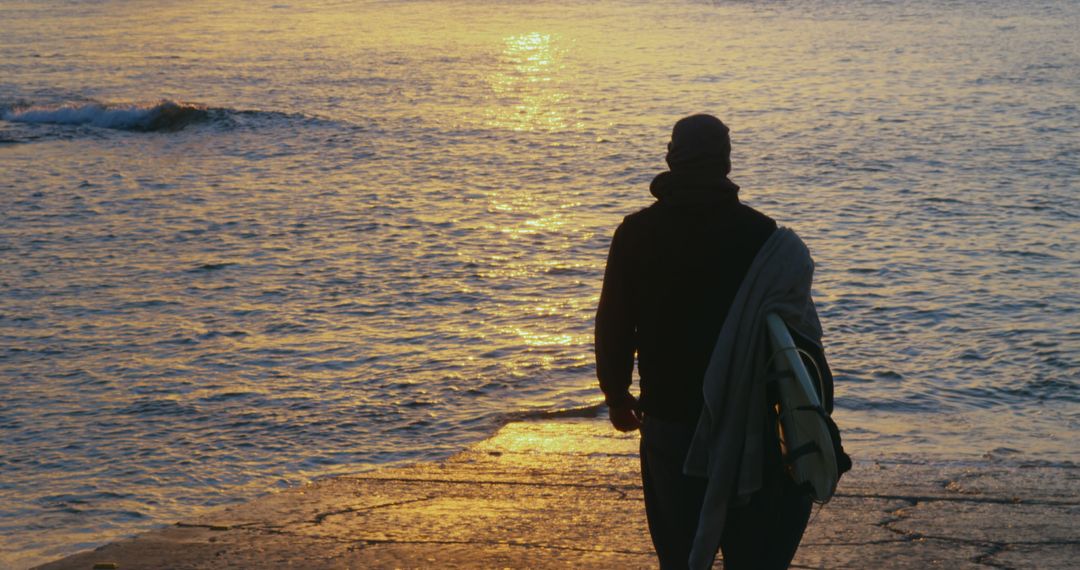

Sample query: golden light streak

[486,32,568,132]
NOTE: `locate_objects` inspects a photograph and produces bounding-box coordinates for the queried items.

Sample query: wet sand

[36,418,1078,569]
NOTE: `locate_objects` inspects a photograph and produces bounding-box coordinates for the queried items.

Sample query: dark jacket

[595,170,778,423]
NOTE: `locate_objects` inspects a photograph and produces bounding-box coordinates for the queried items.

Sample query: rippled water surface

[2,0,1078,566]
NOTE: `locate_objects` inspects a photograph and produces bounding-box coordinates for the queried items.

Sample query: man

[595,114,817,569]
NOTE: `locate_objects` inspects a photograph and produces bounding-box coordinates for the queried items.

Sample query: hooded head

[665,114,731,174]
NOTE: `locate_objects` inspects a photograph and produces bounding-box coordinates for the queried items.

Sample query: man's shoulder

[612,203,661,235]
[614,197,778,241]
[623,199,777,225]
[735,202,778,230]
[622,203,660,225]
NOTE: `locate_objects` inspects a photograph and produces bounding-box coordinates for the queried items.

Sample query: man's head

[665,114,731,175]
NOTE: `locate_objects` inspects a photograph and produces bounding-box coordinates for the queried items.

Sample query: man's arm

[595,222,640,431]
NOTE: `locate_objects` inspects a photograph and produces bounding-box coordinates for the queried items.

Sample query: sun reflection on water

[486,32,569,132]
[512,328,577,347]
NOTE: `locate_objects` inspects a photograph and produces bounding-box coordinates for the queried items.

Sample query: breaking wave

[1,100,215,132]
[0,98,362,144]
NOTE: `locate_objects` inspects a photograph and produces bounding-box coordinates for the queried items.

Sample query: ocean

[1,0,1077,567]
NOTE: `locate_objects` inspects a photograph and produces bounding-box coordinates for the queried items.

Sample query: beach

[36,417,1079,569]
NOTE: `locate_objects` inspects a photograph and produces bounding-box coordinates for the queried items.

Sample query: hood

[649,169,740,205]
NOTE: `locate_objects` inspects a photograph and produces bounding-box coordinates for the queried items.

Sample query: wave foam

[1,100,211,131]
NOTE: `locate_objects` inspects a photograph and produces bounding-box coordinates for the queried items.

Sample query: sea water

[1,0,1077,566]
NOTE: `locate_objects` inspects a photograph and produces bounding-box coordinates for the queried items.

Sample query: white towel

[683,227,823,569]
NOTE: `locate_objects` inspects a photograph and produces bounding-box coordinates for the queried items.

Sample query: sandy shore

[36,418,1078,569]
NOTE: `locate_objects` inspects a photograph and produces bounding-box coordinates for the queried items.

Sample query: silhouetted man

[595,114,816,569]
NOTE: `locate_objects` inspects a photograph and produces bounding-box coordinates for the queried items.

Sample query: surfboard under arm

[765,313,838,502]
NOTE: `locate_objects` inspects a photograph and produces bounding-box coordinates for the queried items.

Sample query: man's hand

[609,403,642,432]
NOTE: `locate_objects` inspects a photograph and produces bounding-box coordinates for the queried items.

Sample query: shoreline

[35,417,1079,569]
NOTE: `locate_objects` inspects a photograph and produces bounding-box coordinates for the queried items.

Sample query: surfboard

[765,313,839,503]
